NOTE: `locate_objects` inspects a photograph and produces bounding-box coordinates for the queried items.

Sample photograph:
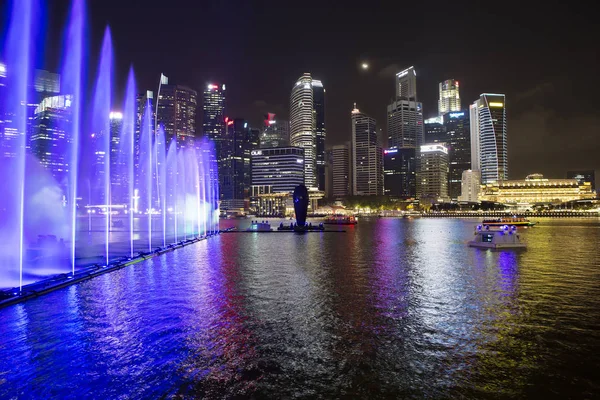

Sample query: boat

[246,220,273,232]
[323,215,358,225]
[468,225,526,249]
[482,216,536,227]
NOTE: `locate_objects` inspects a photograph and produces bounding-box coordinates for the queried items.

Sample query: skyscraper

[290,73,325,190]
[443,110,471,200]
[352,104,383,196]
[438,79,461,115]
[313,80,326,191]
[396,66,417,100]
[202,83,226,198]
[418,144,449,201]
[30,95,72,188]
[331,143,351,197]
[386,66,423,198]
[260,113,289,148]
[251,147,305,193]
[156,76,197,148]
[220,118,248,201]
[424,116,446,144]
[458,169,480,202]
[470,94,507,184]
[383,147,416,198]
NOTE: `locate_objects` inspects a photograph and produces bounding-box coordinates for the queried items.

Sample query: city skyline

[11,0,599,185]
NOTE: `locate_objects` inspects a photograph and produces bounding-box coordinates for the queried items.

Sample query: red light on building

[227,120,233,126]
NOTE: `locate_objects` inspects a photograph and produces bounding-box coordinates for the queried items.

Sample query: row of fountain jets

[0,0,219,290]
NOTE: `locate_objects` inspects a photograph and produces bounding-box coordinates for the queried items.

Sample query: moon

[361,62,369,70]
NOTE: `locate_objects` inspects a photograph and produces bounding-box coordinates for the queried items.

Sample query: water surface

[1,218,599,398]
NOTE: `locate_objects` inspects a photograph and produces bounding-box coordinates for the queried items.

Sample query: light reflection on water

[0,218,599,398]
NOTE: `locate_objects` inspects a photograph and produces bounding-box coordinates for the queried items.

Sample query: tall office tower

[470,94,507,184]
[352,104,383,196]
[34,70,61,94]
[443,110,471,200]
[332,143,351,197]
[324,148,333,198]
[0,62,12,159]
[458,169,480,202]
[109,111,126,204]
[290,73,325,190]
[383,147,416,198]
[221,118,249,201]
[245,127,260,194]
[388,66,423,149]
[156,76,197,148]
[469,102,480,171]
[424,116,446,144]
[135,91,153,191]
[30,95,72,189]
[313,79,326,191]
[387,99,424,149]
[202,83,226,196]
[438,79,461,115]
[387,67,423,198]
[260,113,290,148]
[251,147,305,193]
[567,170,596,191]
[418,144,449,201]
[396,66,417,100]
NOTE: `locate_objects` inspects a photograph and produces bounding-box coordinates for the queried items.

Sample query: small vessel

[482,216,536,227]
[469,225,526,249]
[246,220,273,232]
[323,215,358,225]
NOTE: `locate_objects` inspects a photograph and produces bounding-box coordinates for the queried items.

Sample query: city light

[109,111,123,119]
[361,62,369,70]
[420,144,448,154]
[489,102,504,107]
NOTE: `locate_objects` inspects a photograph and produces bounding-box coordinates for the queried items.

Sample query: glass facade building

[418,144,449,201]
[331,143,351,197]
[30,95,72,189]
[290,73,325,190]
[352,105,382,196]
[260,113,290,148]
[438,79,461,115]
[251,147,305,193]
[470,93,507,184]
[383,147,416,198]
[443,111,471,200]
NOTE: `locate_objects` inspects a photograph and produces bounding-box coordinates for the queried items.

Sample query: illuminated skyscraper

[156,76,197,148]
[202,83,226,197]
[443,111,470,200]
[332,143,351,197]
[396,66,417,100]
[387,66,423,198]
[418,144,449,201]
[438,79,461,115]
[470,93,507,184]
[260,113,289,148]
[290,73,325,190]
[383,147,416,198]
[352,104,382,196]
[30,95,72,188]
[313,80,326,191]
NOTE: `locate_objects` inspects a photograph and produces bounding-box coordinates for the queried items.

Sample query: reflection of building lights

[109,111,123,119]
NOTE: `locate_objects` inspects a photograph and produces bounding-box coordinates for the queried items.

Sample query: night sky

[7,0,600,184]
